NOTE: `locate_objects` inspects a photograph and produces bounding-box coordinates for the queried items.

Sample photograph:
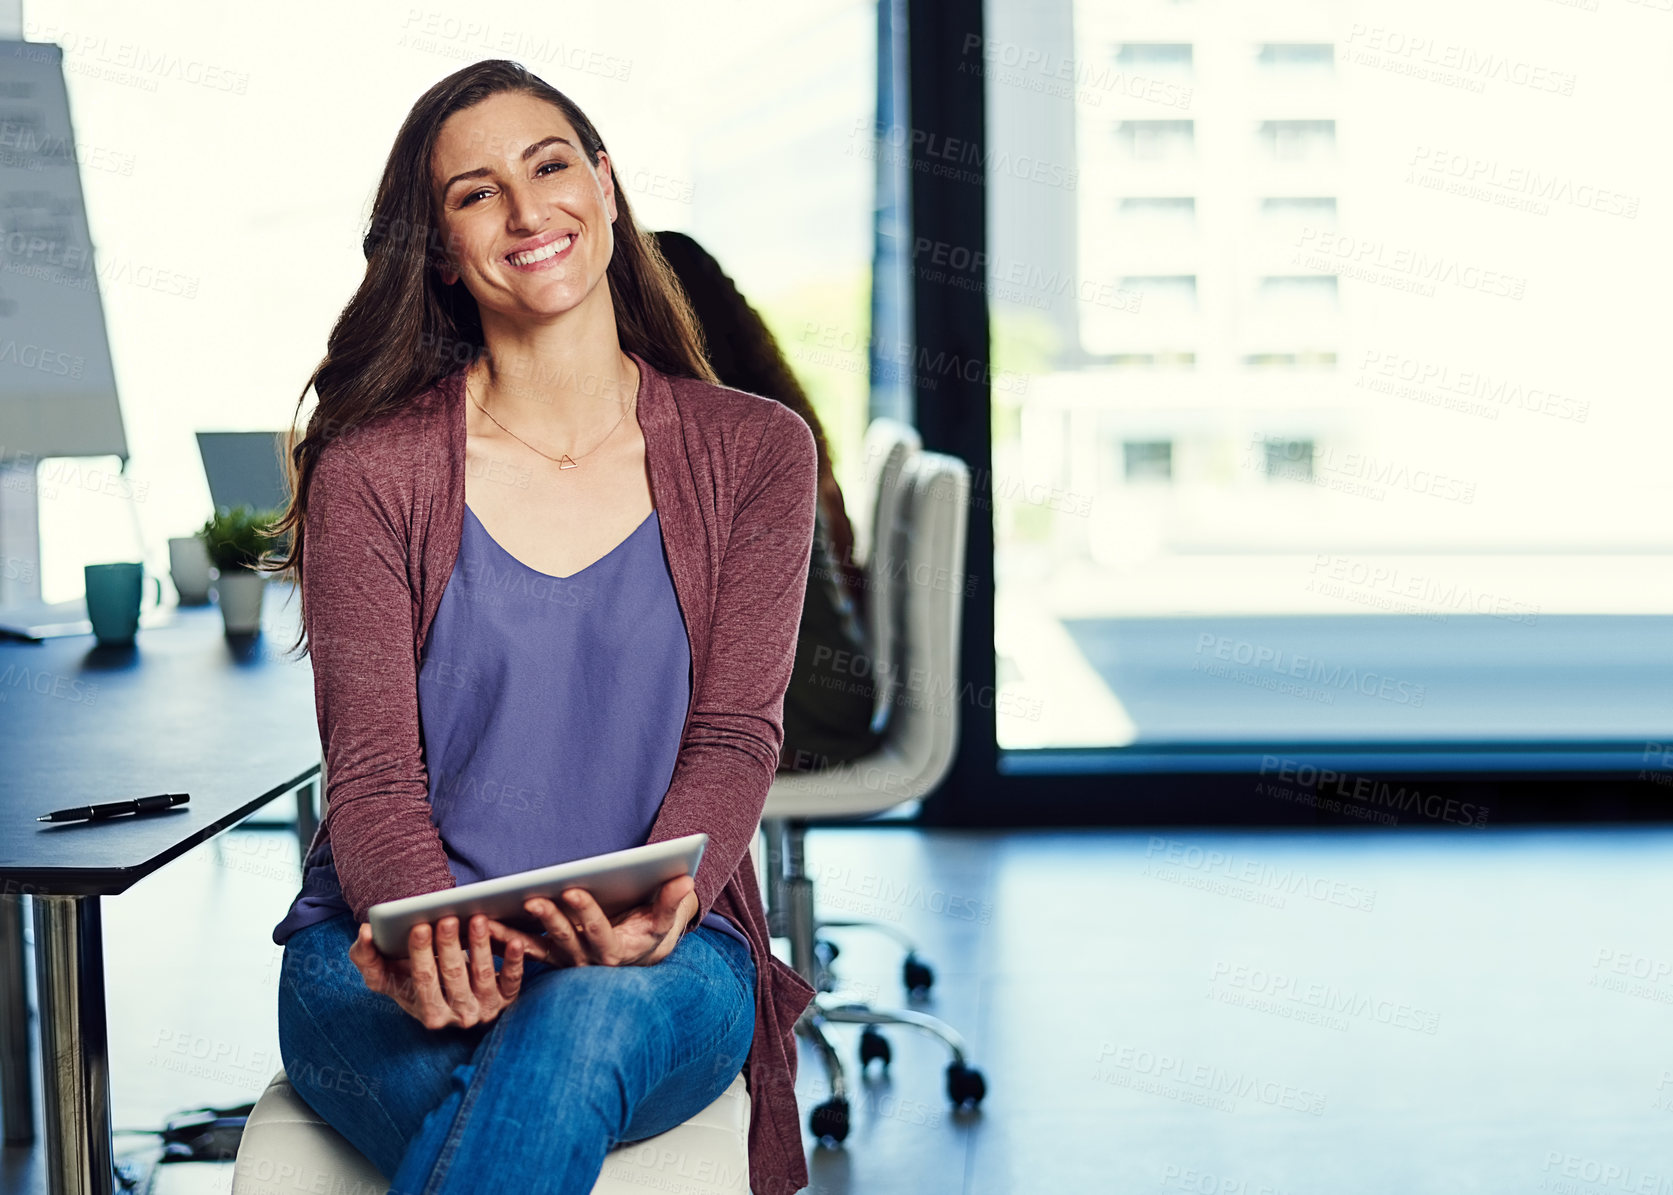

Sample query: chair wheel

[947,1062,986,1108]
[809,1096,850,1145]
[904,952,934,996]
[858,1027,891,1070]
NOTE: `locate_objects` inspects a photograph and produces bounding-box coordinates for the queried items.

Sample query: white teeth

[509,235,573,266]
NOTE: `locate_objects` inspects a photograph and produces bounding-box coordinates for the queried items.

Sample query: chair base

[817,995,972,1066]
[765,818,988,1144]
[793,997,986,1146]
[809,929,937,1002]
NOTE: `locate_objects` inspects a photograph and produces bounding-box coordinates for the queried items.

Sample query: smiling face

[429,90,618,325]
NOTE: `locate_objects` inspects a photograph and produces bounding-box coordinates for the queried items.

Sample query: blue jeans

[276,912,756,1195]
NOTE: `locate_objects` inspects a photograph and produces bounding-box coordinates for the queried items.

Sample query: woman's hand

[485,875,699,969]
[349,913,526,1030]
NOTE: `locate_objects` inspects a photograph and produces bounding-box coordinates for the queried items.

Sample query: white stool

[230,1067,751,1194]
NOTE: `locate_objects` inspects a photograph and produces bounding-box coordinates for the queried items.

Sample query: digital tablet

[367,833,708,957]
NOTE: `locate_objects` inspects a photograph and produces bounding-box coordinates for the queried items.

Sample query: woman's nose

[503,179,543,232]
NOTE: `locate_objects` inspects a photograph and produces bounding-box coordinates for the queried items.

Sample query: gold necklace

[466,367,636,470]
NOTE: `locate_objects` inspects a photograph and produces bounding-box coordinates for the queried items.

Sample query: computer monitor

[195,432,290,515]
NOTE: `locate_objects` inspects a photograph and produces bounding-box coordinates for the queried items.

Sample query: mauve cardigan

[290,348,818,1195]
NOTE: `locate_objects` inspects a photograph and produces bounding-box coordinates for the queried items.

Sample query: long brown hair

[265,59,713,656]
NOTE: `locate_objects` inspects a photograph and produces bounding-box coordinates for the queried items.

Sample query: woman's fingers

[563,889,621,964]
[355,924,426,1010]
[654,875,696,936]
[355,920,501,1031]
[633,877,696,966]
[604,877,693,967]
[484,917,553,964]
[350,922,389,993]
[466,915,498,993]
[497,936,526,1002]
[463,915,515,1022]
[432,917,470,999]
[511,888,688,969]
[406,923,459,1030]
[433,917,485,1027]
[526,897,590,966]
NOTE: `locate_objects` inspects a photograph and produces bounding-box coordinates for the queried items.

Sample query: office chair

[844,416,920,578]
[761,445,984,1145]
[767,418,931,994]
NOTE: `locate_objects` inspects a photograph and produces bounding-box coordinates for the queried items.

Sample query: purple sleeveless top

[273,503,747,954]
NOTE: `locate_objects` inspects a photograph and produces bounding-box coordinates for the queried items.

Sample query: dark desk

[0,585,321,1195]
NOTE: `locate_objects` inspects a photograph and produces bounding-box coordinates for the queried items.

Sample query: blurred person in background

[652,229,884,775]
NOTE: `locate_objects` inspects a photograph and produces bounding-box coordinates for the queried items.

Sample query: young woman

[266,60,817,1195]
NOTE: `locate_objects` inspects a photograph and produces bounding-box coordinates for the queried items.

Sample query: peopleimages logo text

[1094,1043,1328,1116]
[1195,633,1427,707]
[1143,838,1377,912]
[1259,757,1488,827]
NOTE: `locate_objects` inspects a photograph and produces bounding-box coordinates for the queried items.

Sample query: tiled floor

[4,820,1672,1194]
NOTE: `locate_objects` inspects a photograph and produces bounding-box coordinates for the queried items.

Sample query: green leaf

[198,504,288,573]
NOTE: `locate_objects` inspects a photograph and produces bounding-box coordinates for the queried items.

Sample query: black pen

[37,794,190,823]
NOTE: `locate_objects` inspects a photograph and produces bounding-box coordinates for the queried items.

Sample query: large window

[985,0,1673,754]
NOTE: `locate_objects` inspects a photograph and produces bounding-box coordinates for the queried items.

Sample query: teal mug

[84,562,163,645]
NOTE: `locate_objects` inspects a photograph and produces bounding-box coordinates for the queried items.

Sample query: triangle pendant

[557,455,578,470]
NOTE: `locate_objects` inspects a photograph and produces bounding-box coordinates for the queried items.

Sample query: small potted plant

[199,505,283,634]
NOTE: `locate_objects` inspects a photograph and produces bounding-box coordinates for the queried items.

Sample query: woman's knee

[538,962,663,1012]
[529,964,662,1029]
[493,965,669,1073]
[504,952,752,1082]
[276,978,383,1106]
[276,920,403,1105]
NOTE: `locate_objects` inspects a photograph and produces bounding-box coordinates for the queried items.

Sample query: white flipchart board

[0,39,127,461]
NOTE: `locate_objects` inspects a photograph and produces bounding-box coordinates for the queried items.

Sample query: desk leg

[1,892,32,1145]
[32,895,113,1195]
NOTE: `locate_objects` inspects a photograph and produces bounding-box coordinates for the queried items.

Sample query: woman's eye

[459,162,562,207]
